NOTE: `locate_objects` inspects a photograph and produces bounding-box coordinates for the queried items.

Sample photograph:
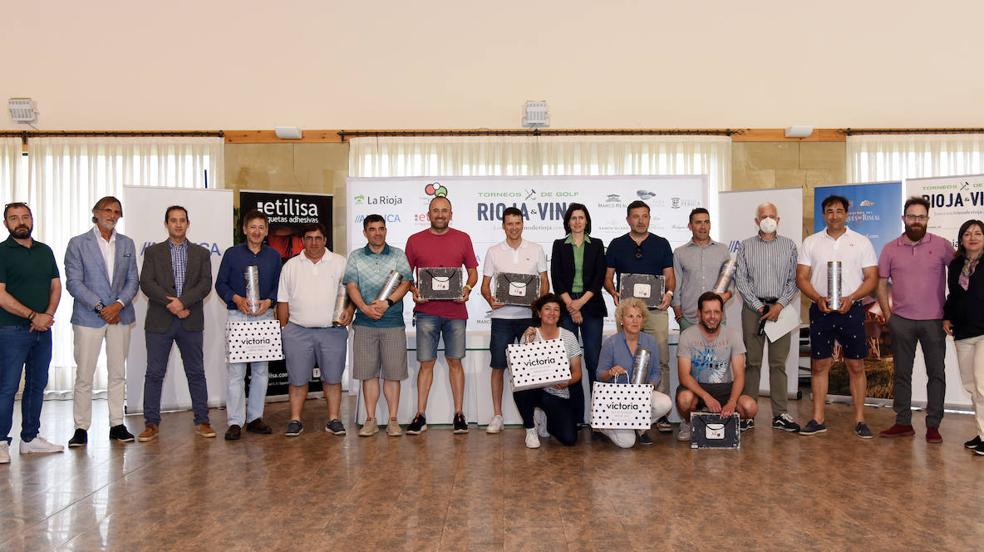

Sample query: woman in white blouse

[513,294,583,448]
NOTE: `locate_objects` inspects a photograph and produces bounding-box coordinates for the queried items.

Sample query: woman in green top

[550,203,608,425]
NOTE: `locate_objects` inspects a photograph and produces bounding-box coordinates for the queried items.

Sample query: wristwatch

[385,298,395,307]
[94,301,105,313]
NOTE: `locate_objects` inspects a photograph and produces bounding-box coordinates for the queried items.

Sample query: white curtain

[0,137,26,205]
[349,135,732,191]
[847,134,984,183]
[26,137,224,395]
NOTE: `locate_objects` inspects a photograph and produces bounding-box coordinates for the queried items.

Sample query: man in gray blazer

[137,205,215,442]
[65,197,140,447]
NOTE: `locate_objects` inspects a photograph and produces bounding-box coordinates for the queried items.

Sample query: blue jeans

[0,325,52,444]
[226,310,273,426]
[415,314,466,361]
[144,319,209,426]
[560,312,603,424]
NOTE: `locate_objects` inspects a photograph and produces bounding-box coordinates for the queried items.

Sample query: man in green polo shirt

[0,202,64,464]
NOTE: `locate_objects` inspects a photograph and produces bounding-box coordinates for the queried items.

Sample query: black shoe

[771,414,801,433]
[406,414,427,435]
[285,420,304,437]
[225,425,242,441]
[453,413,469,434]
[68,428,87,448]
[976,442,984,456]
[324,419,346,435]
[854,422,874,439]
[245,418,272,434]
[964,435,982,449]
[109,425,135,442]
[799,420,827,436]
[739,418,754,432]
[638,431,654,446]
[655,416,672,433]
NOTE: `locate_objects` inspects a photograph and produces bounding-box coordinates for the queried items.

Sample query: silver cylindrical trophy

[332,284,351,326]
[244,265,260,315]
[631,348,652,385]
[712,256,738,294]
[374,270,403,303]
[827,260,843,310]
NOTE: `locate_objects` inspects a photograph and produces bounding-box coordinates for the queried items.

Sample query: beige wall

[5,1,984,130]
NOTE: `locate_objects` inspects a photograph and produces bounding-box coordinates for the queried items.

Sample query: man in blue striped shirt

[734,202,801,433]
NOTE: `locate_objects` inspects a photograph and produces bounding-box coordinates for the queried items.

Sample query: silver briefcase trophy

[618,273,665,309]
[493,272,539,307]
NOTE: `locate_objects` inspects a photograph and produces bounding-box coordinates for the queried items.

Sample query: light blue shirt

[597,332,661,386]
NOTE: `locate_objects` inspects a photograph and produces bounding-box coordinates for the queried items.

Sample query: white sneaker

[0,442,9,464]
[486,415,504,434]
[20,436,64,455]
[534,408,549,439]
[677,421,692,442]
[525,428,541,449]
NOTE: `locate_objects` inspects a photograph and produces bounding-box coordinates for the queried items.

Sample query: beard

[904,224,926,242]
[9,225,32,239]
[699,319,721,334]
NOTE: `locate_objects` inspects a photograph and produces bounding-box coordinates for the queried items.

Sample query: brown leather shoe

[137,424,159,443]
[196,423,217,438]
[878,424,915,438]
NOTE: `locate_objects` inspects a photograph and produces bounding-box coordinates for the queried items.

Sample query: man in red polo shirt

[876,196,955,443]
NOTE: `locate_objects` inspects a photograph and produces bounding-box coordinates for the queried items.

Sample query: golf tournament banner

[905,173,984,248]
[346,175,709,329]
[239,190,333,397]
[812,181,903,400]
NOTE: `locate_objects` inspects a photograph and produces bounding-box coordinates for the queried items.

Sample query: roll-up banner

[346,175,710,330]
[718,187,803,400]
[239,190,333,397]
[123,186,233,413]
[812,182,902,401]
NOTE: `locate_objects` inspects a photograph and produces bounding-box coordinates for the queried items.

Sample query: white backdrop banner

[123,186,233,414]
[346,175,709,329]
[718,187,803,400]
[905,174,984,408]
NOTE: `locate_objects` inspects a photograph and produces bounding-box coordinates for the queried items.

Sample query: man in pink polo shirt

[876,196,955,442]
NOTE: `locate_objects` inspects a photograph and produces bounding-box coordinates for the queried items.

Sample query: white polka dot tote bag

[225,319,285,363]
[590,374,653,430]
[506,338,571,392]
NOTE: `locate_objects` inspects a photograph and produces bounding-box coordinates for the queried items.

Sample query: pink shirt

[405,227,479,320]
[878,233,954,320]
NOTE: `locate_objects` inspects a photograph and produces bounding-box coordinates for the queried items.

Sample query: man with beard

[65,196,139,447]
[876,196,954,442]
[676,292,757,441]
[0,202,64,463]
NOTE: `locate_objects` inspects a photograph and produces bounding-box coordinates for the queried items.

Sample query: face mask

[759,217,778,234]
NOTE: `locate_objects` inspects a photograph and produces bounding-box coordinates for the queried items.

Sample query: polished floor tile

[0,396,981,551]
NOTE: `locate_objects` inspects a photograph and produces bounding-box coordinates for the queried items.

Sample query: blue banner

[812,181,903,253]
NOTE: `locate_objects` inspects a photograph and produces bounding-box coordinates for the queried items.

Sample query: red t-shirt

[405,227,479,320]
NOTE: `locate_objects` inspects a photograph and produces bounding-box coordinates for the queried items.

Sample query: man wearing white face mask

[734,202,800,432]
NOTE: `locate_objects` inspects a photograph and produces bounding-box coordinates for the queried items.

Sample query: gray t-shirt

[677,325,746,384]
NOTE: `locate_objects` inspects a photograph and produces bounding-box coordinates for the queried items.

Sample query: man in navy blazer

[65,197,139,447]
[137,205,215,442]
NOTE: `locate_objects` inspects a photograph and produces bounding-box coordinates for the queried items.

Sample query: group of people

[1,190,983,464]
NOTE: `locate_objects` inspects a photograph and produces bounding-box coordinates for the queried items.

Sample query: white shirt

[482,239,548,319]
[93,226,116,281]
[277,250,347,327]
[798,226,877,298]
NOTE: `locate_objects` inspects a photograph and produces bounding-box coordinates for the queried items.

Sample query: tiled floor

[1,397,982,551]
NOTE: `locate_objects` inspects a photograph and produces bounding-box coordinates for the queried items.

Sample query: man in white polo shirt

[480,207,548,434]
[276,223,353,437]
[796,195,878,438]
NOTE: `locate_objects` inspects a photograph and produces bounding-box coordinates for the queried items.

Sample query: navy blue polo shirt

[605,232,674,283]
[215,243,282,310]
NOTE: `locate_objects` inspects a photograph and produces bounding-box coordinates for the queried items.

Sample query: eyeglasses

[904,215,928,222]
[635,245,643,259]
